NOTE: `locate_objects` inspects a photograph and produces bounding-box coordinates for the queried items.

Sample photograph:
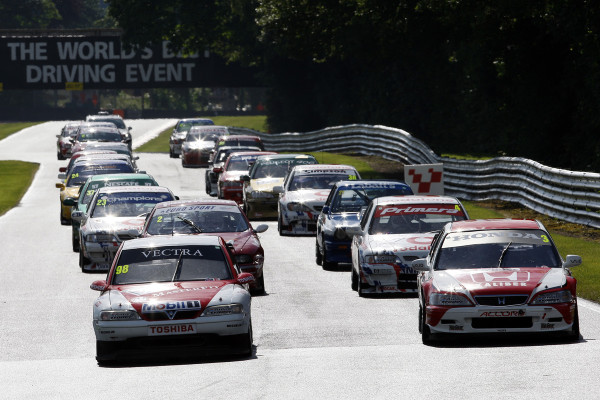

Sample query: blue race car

[315,180,413,269]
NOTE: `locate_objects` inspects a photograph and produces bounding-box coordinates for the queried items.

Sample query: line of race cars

[56,115,584,363]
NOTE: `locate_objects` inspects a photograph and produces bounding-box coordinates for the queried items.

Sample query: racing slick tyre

[232,321,253,357]
[205,171,211,195]
[72,235,79,252]
[419,303,433,345]
[315,239,323,266]
[57,152,65,160]
[169,148,176,158]
[250,275,265,296]
[278,215,288,236]
[351,268,358,291]
[96,340,118,364]
[60,210,70,225]
[322,245,337,270]
[357,274,365,297]
[79,251,91,272]
[567,308,580,342]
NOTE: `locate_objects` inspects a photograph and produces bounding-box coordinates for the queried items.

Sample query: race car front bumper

[359,263,418,293]
[425,303,577,334]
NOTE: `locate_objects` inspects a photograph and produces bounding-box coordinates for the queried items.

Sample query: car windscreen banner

[0,36,259,90]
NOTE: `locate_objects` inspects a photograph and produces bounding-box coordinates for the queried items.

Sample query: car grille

[471,317,533,329]
[142,310,201,321]
[475,295,528,306]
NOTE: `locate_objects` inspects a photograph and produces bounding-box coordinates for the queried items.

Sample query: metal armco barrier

[229,124,600,228]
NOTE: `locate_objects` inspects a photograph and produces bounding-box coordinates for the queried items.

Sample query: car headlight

[365,254,397,264]
[530,290,573,305]
[202,304,244,316]
[429,292,473,306]
[100,310,141,321]
[287,202,312,212]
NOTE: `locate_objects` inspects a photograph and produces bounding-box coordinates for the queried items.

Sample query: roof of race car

[254,153,316,163]
[218,134,262,141]
[178,118,214,123]
[228,151,278,159]
[290,164,357,174]
[333,180,411,190]
[448,218,543,232]
[73,158,132,167]
[86,173,154,182]
[371,195,461,206]
[121,234,223,250]
[95,185,172,195]
[152,199,239,209]
[188,125,228,132]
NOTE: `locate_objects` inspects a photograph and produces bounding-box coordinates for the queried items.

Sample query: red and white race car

[413,218,582,343]
[350,195,469,295]
[140,199,269,295]
[91,235,254,363]
[275,164,360,236]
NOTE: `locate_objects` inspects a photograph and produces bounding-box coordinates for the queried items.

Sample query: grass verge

[0,122,42,141]
[0,161,39,216]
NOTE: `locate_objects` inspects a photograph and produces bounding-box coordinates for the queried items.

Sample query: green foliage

[0,161,39,217]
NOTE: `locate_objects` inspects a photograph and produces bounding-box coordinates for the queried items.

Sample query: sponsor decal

[227,323,243,328]
[479,310,526,317]
[104,181,144,186]
[141,248,203,258]
[154,205,234,215]
[449,325,464,331]
[541,323,555,330]
[470,270,531,287]
[149,324,195,335]
[143,300,202,319]
[375,204,462,217]
[447,230,550,244]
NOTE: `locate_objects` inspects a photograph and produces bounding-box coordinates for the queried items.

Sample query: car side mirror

[71,211,85,221]
[57,173,66,180]
[272,186,284,194]
[236,272,255,285]
[213,167,223,173]
[321,205,330,214]
[563,255,582,268]
[412,258,429,272]
[241,175,250,182]
[55,182,65,189]
[128,127,132,131]
[90,280,107,291]
[59,167,67,173]
[253,224,268,233]
[63,197,77,206]
[56,134,61,138]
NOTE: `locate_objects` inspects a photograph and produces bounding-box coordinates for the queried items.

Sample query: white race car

[349,195,469,295]
[91,235,254,363]
[413,218,582,344]
[74,186,176,272]
[275,164,360,235]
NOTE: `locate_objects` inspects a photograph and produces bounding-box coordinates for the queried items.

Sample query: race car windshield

[434,229,561,270]
[66,164,134,186]
[228,156,259,171]
[91,192,174,217]
[76,131,122,142]
[177,120,215,132]
[111,245,232,285]
[369,204,467,234]
[145,209,250,235]
[288,174,350,191]
[331,187,414,213]
[251,159,316,179]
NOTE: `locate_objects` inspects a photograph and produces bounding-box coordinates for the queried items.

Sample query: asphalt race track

[1,121,600,399]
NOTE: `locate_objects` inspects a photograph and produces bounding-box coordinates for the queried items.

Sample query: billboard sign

[0,36,259,90]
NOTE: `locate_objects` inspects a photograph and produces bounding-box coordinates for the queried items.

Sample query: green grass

[136,115,268,153]
[0,161,39,216]
[462,200,600,302]
[307,152,380,179]
[0,122,42,141]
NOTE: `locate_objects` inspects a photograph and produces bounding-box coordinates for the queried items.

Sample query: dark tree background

[4,0,600,171]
